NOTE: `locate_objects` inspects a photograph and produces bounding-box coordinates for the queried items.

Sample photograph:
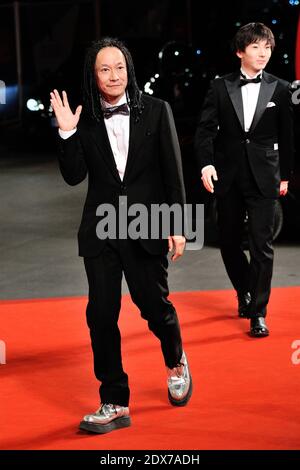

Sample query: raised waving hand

[50,89,82,131]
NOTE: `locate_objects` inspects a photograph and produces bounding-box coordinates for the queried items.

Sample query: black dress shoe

[237,292,251,318]
[250,317,269,337]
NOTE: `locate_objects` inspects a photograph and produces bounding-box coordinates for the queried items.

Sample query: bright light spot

[144,81,154,95]
[174,51,179,56]
[26,98,39,111]
[154,73,159,78]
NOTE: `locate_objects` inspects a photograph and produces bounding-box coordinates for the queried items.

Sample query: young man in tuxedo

[194,23,294,337]
[50,37,192,434]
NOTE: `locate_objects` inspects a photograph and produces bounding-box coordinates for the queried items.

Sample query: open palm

[50,89,82,131]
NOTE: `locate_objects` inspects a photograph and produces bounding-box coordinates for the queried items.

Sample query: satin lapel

[123,103,149,182]
[225,73,244,130]
[249,73,277,132]
[89,118,121,183]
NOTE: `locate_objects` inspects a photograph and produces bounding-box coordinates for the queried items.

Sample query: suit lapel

[249,72,277,132]
[87,98,151,183]
[123,99,150,182]
[89,118,121,183]
[225,72,244,130]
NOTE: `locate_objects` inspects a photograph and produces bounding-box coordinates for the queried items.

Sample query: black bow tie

[103,103,129,119]
[239,75,262,86]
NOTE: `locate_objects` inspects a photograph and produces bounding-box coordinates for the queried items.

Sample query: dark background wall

[0,0,298,109]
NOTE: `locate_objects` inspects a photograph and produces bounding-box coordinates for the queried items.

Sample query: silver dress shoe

[79,403,131,434]
[167,351,192,406]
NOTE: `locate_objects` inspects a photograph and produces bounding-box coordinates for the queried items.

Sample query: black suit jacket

[194,71,294,197]
[58,94,186,257]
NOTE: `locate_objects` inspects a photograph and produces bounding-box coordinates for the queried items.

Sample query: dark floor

[0,148,299,300]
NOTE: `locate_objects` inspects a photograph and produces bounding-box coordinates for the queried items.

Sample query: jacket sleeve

[194,80,219,172]
[278,83,295,181]
[159,100,186,207]
[57,131,88,186]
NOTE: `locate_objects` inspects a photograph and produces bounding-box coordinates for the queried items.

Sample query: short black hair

[233,22,275,53]
[83,37,143,122]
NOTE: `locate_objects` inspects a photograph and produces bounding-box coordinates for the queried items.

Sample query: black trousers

[217,157,276,317]
[83,239,183,407]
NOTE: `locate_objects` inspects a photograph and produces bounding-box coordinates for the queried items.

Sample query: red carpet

[0,287,299,450]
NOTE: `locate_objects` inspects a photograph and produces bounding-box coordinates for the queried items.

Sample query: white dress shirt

[59,93,130,181]
[240,68,261,132]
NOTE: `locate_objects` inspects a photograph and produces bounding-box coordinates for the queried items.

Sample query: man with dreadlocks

[50,37,192,435]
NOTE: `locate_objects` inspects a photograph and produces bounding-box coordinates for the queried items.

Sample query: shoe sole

[249,330,269,338]
[168,375,193,407]
[79,416,131,434]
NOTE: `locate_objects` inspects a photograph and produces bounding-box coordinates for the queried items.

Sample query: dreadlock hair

[83,37,143,122]
[232,22,275,53]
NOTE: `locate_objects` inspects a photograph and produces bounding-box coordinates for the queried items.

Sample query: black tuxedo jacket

[58,94,186,257]
[194,71,294,197]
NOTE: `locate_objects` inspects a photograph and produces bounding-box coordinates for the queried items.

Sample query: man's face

[236,40,272,74]
[95,47,128,104]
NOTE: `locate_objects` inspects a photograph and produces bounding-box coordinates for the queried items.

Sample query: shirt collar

[240,68,262,80]
[101,93,128,109]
